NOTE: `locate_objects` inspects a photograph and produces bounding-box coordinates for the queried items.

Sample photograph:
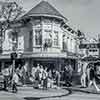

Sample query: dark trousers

[12,82,18,93]
[21,76,25,85]
[4,76,9,90]
[56,77,60,87]
[4,80,7,90]
[43,78,48,89]
[65,76,72,86]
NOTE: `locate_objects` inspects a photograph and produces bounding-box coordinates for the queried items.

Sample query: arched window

[35,29,42,45]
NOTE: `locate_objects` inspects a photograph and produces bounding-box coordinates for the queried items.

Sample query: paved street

[0,87,100,100]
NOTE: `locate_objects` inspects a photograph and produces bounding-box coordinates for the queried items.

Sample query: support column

[2,62,5,69]
[41,17,44,51]
[25,59,33,77]
[56,59,62,72]
[24,59,30,77]
[29,59,33,76]
[1,62,5,72]
[58,61,62,72]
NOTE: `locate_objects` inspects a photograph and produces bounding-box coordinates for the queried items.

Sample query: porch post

[58,59,62,72]
[56,59,62,72]
[1,62,5,70]
[24,59,33,77]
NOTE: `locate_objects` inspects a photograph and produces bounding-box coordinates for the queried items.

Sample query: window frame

[53,30,59,46]
[44,29,52,48]
[35,29,42,46]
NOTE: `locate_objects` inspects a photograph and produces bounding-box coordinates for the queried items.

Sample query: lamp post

[10,29,18,86]
[0,22,4,54]
[11,52,17,75]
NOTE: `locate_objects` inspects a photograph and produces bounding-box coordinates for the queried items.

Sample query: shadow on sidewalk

[0,88,8,91]
[24,89,72,100]
[64,87,100,94]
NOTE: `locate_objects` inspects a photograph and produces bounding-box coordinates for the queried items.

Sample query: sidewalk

[0,86,71,100]
[18,86,70,97]
[63,85,100,94]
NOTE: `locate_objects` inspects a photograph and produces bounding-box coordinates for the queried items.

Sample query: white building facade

[0,1,81,73]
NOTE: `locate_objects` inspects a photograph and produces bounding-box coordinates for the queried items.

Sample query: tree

[0,1,24,53]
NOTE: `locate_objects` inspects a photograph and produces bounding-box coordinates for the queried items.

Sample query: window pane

[44,19,52,23]
[54,31,59,46]
[44,30,52,47]
[63,35,67,50]
[35,29,42,45]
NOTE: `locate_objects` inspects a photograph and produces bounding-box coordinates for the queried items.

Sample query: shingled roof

[23,1,67,20]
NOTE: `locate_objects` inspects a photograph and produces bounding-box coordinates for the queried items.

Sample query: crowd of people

[1,61,100,93]
[80,62,100,92]
[2,63,28,93]
[1,62,74,93]
[30,63,74,89]
[1,63,65,93]
[30,64,61,89]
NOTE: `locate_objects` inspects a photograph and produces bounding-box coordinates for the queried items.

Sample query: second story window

[44,30,52,48]
[35,29,42,46]
[62,34,67,51]
[54,31,59,46]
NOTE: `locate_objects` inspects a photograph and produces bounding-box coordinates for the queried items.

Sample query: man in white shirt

[81,62,88,88]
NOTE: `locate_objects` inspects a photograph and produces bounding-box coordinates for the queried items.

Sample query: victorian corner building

[0,1,81,74]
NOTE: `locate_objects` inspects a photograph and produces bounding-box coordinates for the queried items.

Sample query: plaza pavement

[0,86,71,100]
[0,86,100,100]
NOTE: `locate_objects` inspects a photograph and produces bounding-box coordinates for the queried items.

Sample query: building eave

[22,13,68,22]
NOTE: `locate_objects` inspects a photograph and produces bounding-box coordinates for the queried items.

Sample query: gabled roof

[23,1,67,20]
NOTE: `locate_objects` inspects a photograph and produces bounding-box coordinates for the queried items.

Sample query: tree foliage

[0,1,24,39]
[0,1,24,52]
[1,2,23,21]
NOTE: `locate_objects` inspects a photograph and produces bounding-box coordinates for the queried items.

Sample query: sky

[0,0,100,39]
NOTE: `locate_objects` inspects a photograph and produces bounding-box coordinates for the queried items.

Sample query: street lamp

[0,22,4,54]
[10,29,18,87]
[10,51,17,74]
